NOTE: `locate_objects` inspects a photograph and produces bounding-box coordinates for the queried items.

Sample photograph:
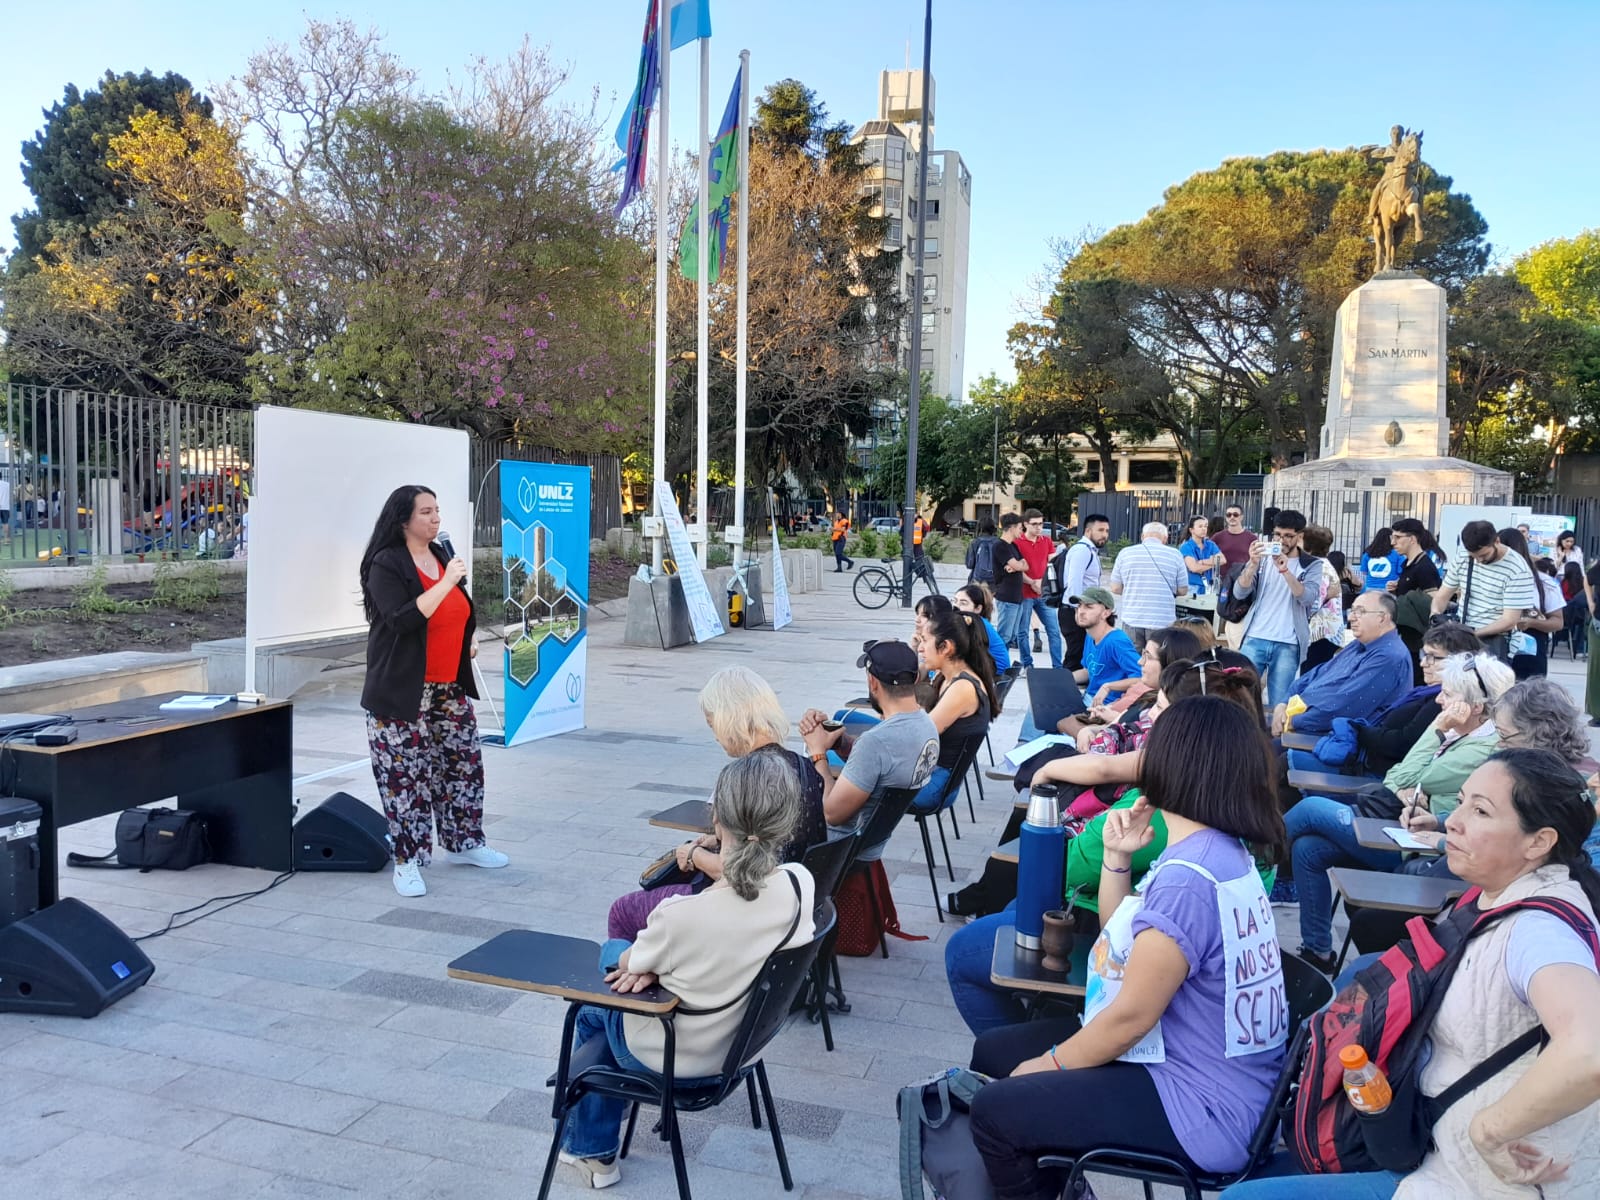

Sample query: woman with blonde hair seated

[606,665,825,941]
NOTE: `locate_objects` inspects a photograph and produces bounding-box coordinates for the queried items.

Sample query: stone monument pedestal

[1265,271,1512,541]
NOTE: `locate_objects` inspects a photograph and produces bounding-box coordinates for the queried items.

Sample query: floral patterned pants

[365,683,486,866]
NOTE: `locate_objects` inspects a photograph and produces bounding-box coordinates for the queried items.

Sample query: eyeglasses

[1419,651,1449,664]
[1225,511,1243,518]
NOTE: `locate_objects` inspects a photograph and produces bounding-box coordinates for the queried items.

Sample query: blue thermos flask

[1015,784,1065,950]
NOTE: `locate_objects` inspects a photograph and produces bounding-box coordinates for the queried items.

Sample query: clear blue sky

[4,1,1597,390]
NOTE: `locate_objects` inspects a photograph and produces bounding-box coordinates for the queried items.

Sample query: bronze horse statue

[1366,126,1424,274]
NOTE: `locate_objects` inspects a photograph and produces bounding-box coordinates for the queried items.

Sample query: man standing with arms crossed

[1055,513,1110,672]
[1015,509,1061,670]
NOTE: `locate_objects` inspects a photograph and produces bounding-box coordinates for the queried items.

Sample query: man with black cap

[799,639,939,862]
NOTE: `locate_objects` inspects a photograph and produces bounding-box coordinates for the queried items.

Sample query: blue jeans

[1219,1165,1401,1198]
[1241,636,1301,707]
[560,1005,719,1158]
[1019,597,1063,669]
[912,765,953,813]
[1286,796,1399,955]
[945,901,1032,1034]
[996,601,1027,660]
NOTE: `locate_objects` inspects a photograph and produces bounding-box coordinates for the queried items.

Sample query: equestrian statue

[1363,125,1424,275]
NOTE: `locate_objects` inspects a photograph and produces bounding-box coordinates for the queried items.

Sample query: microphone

[438,531,457,560]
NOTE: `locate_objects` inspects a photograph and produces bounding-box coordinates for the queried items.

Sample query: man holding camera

[1232,509,1324,706]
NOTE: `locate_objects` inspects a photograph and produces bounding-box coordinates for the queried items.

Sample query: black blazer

[361,543,478,720]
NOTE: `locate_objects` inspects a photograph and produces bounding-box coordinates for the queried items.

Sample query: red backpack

[835,860,928,956]
[1288,888,1600,1175]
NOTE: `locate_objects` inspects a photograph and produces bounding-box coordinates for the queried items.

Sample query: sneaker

[559,1151,621,1189]
[445,844,510,869]
[392,860,425,897]
[1296,945,1339,975]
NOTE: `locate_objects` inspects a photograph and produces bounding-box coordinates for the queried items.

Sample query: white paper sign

[655,481,725,643]
[1217,871,1288,1059]
[769,512,793,630]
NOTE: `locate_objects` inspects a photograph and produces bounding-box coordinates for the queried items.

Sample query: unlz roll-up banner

[500,462,590,745]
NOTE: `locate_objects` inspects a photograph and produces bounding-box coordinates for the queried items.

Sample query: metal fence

[0,385,622,567]
[469,438,622,545]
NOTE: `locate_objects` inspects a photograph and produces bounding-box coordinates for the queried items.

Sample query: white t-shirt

[1536,573,1563,616]
[0,478,10,511]
[1506,911,1599,1005]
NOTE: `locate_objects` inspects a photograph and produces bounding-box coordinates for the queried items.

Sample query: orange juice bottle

[1339,1045,1392,1114]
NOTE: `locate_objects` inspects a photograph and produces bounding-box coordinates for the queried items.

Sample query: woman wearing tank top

[909,608,1001,813]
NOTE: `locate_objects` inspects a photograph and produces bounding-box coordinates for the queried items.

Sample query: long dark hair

[1158,656,1264,725]
[923,607,1001,716]
[1139,695,1285,863]
[1364,527,1393,559]
[1497,526,1539,581]
[360,485,435,622]
[1488,747,1600,913]
[1147,625,1204,668]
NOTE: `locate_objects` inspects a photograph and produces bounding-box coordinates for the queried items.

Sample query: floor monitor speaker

[295,792,391,872]
[0,897,153,1017]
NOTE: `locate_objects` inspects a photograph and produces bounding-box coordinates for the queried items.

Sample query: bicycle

[852,555,940,609]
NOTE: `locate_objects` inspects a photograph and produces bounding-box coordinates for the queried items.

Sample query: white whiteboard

[247,407,472,650]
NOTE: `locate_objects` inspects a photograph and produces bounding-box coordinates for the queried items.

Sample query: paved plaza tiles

[9,571,1593,1198]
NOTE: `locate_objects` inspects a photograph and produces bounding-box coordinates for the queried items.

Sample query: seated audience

[963,697,1290,1196]
[607,666,825,941]
[556,752,816,1189]
[953,582,1011,672]
[798,640,938,862]
[1070,585,1146,709]
[909,609,1000,814]
[1285,652,1515,973]
[1273,591,1413,737]
[1289,623,1483,777]
[946,657,1268,1034]
[1221,749,1600,1200]
[1171,613,1219,650]
[1057,624,1205,745]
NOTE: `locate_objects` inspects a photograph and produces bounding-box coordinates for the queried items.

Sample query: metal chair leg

[986,732,995,766]
[755,1061,794,1191]
[747,1071,762,1128]
[812,958,835,1050]
[934,810,954,882]
[621,1102,640,1157]
[536,1109,572,1200]
[916,817,945,921]
[667,1112,694,1200]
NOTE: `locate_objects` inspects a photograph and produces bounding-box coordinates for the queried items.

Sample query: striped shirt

[1110,539,1187,629]
[1442,550,1538,629]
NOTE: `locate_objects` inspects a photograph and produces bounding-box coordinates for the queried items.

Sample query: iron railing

[1,385,622,566]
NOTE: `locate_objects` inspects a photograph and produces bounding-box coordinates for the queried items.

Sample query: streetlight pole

[900,0,933,608]
[991,403,999,523]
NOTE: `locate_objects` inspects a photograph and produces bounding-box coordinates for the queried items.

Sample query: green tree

[2,97,264,402]
[870,389,1008,526]
[1063,148,1489,468]
[11,70,208,268]
[1010,275,1163,490]
[1516,230,1600,324]
[237,32,649,452]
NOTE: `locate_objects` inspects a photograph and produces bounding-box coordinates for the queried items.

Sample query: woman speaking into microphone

[359,484,508,897]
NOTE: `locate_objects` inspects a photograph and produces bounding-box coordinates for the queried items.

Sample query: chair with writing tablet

[1035,952,1334,1200]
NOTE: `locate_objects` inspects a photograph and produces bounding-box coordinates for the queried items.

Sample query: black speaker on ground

[295,792,391,872]
[1,797,44,927]
[0,897,154,1017]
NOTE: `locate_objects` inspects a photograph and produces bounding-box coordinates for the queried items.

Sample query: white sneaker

[445,844,510,869]
[392,860,426,897]
[559,1151,621,1189]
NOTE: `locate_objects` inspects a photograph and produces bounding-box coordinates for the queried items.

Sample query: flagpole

[733,49,750,554]
[650,0,670,575]
[694,34,711,568]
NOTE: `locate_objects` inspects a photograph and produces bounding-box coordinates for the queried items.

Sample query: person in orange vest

[911,515,929,557]
[831,512,854,572]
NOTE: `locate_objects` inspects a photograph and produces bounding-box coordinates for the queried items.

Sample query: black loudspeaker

[1,797,44,927]
[0,898,154,1017]
[295,792,391,872]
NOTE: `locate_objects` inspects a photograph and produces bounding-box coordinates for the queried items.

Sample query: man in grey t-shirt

[800,640,938,862]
